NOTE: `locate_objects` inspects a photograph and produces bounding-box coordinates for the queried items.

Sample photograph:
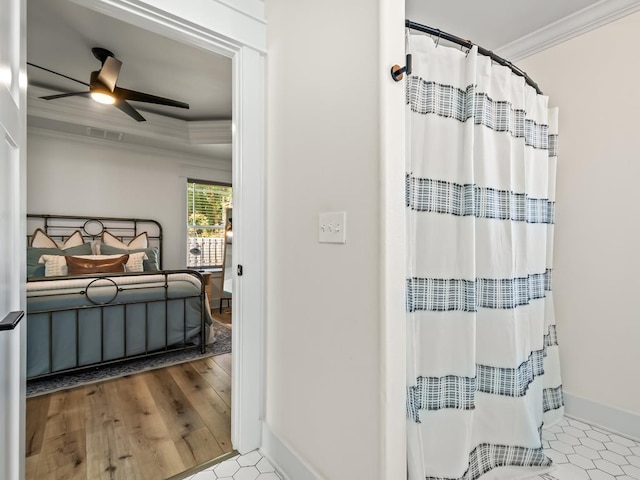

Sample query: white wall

[519,12,640,425]
[27,129,231,269]
[264,1,390,478]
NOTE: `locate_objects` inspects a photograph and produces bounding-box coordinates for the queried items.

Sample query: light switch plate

[319,211,346,244]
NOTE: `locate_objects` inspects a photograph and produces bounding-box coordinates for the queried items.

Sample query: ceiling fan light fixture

[89,71,115,105]
[90,90,115,105]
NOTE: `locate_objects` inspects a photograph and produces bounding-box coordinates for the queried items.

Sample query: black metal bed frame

[26,214,207,380]
[27,213,164,267]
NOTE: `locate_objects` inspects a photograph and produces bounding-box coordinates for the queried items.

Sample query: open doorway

[23,0,247,478]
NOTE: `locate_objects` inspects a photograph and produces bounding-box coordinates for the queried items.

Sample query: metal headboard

[27,214,163,269]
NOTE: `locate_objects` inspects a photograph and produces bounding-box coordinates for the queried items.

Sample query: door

[0,0,27,478]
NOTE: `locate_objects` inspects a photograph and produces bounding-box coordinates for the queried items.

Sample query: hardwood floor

[26,353,232,480]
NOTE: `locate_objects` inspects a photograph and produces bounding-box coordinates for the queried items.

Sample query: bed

[26,214,212,380]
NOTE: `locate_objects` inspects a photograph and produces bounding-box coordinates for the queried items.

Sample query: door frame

[1,0,27,478]
[65,0,266,453]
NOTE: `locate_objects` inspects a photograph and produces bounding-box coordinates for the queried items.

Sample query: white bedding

[27,272,203,296]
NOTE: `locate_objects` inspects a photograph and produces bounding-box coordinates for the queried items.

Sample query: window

[187,180,232,269]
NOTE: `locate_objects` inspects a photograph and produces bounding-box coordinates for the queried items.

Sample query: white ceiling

[26,0,233,162]
[406,0,602,52]
[406,0,640,61]
[27,0,232,122]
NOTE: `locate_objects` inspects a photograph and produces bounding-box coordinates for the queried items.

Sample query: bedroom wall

[26,129,231,269]
[518,11,640,434]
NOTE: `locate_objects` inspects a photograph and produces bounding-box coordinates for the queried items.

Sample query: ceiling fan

[27,47,189,122]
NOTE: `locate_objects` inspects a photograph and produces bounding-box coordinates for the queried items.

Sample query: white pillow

[38,255,67,277]
[125,252,147,272]
[124,252,147,272]
[31,229,84,249]
[38,252,148,276]
[102,231,149,249]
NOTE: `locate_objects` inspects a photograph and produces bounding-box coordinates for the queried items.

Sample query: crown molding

[28,124,232,168]
[497,0,640,61]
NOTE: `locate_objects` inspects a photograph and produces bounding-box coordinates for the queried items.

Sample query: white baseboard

[260,395,640,480]
[260,425,322,480]
[564,391,640,442]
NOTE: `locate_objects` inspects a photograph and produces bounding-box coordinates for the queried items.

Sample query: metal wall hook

[391,53,412,82]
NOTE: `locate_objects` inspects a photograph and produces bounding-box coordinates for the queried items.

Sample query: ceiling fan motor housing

[91,47,115,65]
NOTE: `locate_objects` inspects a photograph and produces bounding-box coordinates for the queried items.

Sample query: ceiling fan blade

[40,91,90,100]
[96,56,122,92]
[115,99,146,122]
[115,87,189,109]
[27,62,90,87]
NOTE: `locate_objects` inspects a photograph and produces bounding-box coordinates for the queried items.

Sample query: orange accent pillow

[66,254,129,275]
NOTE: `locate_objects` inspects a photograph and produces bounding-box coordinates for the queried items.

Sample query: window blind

[187,181,232,268]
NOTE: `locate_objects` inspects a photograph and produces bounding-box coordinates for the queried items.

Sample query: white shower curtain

[406,34,564,480]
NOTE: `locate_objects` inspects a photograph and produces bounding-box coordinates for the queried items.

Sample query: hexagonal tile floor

[186,451,282,480]
[535,417,640,480]
[185,417,639,480]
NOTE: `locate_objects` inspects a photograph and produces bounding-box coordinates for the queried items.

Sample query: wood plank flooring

[26,353,232,480]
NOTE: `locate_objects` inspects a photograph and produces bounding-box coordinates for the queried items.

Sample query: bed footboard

[26,270,209,380]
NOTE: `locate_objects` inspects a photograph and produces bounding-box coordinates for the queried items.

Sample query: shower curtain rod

[405,20,542,95]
